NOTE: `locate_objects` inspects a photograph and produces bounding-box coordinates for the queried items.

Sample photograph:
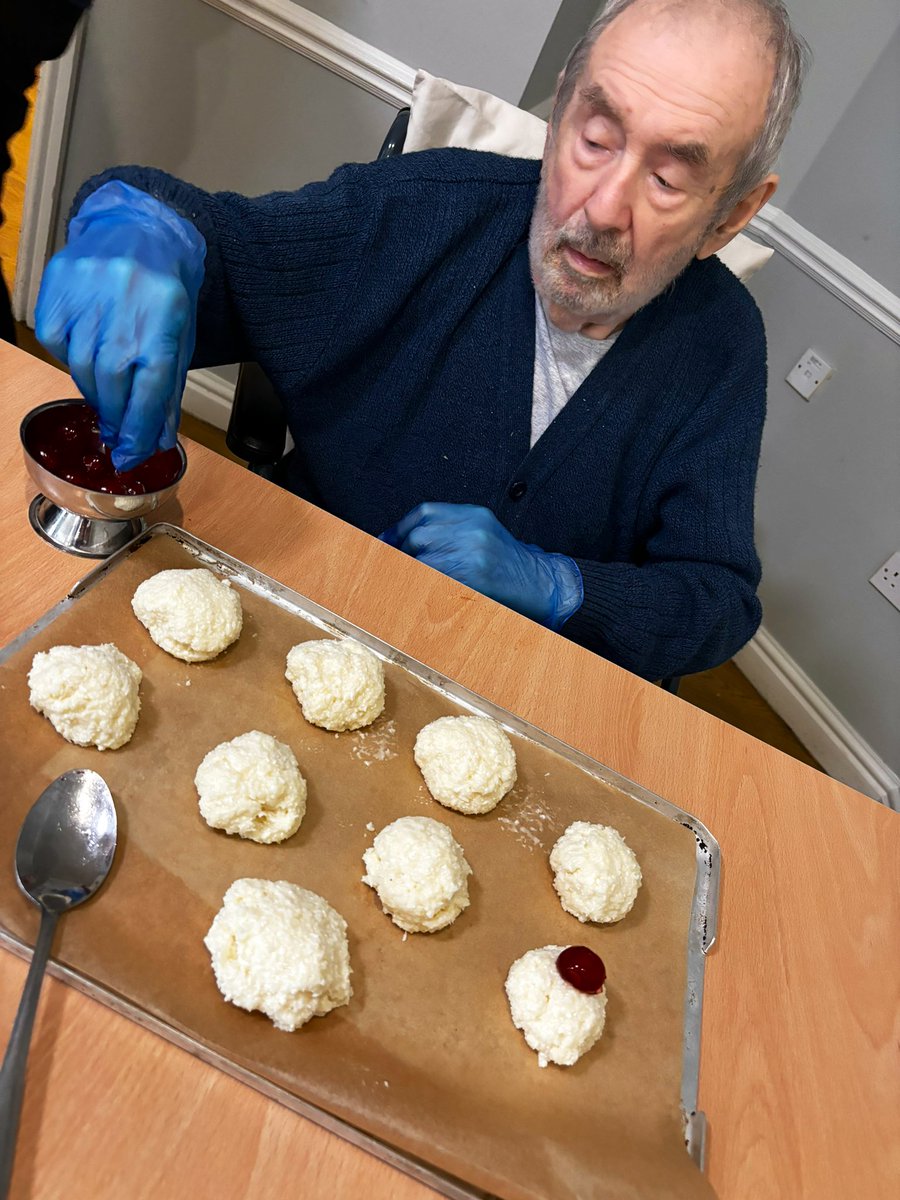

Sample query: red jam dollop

[556,946,607,995]
[26,402,182,495]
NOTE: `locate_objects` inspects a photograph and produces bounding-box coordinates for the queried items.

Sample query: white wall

[745,256,900,770]
[775,0,900,209]
[58,0,393,214]
[57,0,563,221]
[782,25,900,294]
[740,0,900,786]
[300,0,559,101]
[518,0,600,111]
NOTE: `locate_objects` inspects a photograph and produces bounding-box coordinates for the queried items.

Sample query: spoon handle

[0,907,59,1200]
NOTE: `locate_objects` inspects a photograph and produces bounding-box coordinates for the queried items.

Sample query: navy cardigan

[76,150,767,680]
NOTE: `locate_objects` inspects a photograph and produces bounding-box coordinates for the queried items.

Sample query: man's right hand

[35,180,206,471]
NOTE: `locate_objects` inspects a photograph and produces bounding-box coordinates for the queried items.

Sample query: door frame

[12,21,86,326]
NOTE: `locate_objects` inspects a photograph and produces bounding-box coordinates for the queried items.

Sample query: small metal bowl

[21,399,187,558]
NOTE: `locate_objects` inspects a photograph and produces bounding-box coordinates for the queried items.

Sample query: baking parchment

[0,532,715,1200]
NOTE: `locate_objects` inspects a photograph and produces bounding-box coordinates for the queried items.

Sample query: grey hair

[551,0,811,212]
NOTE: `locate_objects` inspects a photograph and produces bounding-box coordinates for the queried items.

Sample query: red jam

[25,402,182,496]
[556,946,607,995]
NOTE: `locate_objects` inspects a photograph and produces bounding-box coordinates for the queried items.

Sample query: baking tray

[0,524,719,1200]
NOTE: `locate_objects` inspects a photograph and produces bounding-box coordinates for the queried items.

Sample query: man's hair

[551,0,811,213]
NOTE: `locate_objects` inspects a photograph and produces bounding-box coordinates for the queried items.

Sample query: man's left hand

[379,502,583,630]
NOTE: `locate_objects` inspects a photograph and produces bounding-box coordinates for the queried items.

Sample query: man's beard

[528,175,708,324]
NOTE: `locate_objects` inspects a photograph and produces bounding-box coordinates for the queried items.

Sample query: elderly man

[34,0,809,681]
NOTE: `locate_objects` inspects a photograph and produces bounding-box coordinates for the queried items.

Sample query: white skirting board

[182,368,236,431]
[735,628,899,809]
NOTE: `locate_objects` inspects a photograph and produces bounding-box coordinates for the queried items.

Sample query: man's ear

[697,174,778,259]
[544,68,567,152]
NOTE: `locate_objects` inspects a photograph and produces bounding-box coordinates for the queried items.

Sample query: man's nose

[583,160,634,233]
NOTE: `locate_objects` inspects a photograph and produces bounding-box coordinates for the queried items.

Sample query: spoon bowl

[15,769,117,914]
[0,770,117,1197]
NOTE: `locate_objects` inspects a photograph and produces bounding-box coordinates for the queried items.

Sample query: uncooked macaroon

[131,568,242,662]
[550,821,642,923]
[27,643,141,750]
[362,816,472,933]
[414,715,516,815]
[505,945,607,1068]
[285,638,385,731]
[204,878,352,1032]
[195,730,307,844]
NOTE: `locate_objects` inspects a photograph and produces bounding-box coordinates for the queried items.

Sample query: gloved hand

[35,180,207,470]
[380,503,584,630]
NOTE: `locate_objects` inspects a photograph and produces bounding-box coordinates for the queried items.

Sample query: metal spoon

[0,770,117,1197]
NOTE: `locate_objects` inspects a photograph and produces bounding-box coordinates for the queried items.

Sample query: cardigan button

[508,480,527,500]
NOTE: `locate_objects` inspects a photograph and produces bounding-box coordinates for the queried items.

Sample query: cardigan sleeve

[562,332,765,681]
[69,164,373,373]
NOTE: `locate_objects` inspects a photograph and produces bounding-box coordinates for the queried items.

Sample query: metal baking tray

[0,523,720,1196]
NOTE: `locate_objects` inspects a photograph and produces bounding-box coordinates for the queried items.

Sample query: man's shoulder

[331,148,542,196]
[315,150,540,249]
[639,253,766,374]
[622,254,767,412]
[686,253,765,342]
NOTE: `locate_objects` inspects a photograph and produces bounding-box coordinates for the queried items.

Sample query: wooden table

[0,341,897,1199]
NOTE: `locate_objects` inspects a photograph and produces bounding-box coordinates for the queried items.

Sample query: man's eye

[653,174,677,191]
[583,137,606,152]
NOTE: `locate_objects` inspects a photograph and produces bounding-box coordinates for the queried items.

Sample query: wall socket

[786,348,833,399]
[869,552,900,613]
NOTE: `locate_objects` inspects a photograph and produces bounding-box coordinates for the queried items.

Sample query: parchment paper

[0,532,715,1200]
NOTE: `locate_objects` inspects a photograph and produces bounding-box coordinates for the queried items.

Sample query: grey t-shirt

[530,296,618,447]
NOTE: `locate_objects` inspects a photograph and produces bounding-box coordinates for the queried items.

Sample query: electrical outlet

[869,552,900,613]
[786,349,833,400]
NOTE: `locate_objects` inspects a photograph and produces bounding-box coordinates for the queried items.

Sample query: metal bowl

[20,400,187,558]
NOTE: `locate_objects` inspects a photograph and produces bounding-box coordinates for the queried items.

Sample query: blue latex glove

[35,180,207,470]
[379,503,584,630]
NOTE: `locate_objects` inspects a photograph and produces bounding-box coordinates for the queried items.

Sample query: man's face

[530,0,773,334]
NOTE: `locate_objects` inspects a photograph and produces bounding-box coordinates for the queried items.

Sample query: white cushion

[405,70,547,158]
[405,70,773,283]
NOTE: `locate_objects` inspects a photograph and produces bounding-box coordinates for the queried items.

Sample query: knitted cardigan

[76,150,768,680]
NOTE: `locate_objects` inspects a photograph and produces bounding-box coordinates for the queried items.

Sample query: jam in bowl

[22,400,184,496]
[21,399,187,526]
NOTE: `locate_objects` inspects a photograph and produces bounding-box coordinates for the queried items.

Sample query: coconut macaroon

[195,731,307,844]
[550,822,642,924]
[27,643,141,750]
[285,638,385,731]
[204,879,352,1032]
[362,816,472,933]
[131,568,243,662]
[505,945,608,1068]
[414,715,516,815]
